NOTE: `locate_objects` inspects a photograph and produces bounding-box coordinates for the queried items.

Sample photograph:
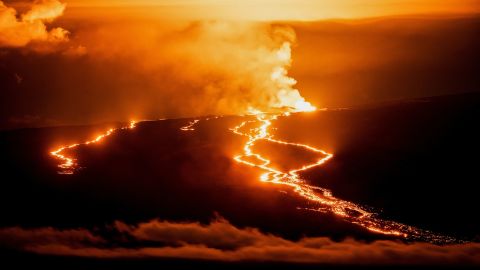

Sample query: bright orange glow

[21,0,66,22]
[180,120,200,131]
[0,0,69,48]
[49,114,454,242]
[64,0,480,21]
[50,120,137,174]
[39,0,462,240]
[229,112,455,242]
[270,42,316,112]
[176,112,456,242]
[171,32,452,240]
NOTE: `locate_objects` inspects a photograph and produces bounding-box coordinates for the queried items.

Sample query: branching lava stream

[180,112,456,243]
[47,36,457,243]
[50,115,455,244]
[229,112,458,243]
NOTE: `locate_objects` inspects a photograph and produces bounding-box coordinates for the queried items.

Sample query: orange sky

[62,0,480,20]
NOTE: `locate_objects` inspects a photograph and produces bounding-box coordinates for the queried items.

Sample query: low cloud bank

[1,218,479,265]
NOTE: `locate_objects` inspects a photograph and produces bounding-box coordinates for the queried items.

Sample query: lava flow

[50,121,136,174]
[229,112,456,243]
[180,120,200,131]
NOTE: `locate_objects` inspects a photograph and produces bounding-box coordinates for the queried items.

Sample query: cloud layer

[1,218,479,265]
[0,0,68,48]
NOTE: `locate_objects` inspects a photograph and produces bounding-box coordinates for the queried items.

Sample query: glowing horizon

[62,0,480,21]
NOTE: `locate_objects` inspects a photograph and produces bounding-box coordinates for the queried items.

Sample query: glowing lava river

[229,113,456,243]
[50,121,136,174]
[182,112,457,243]
[50,114,456,244]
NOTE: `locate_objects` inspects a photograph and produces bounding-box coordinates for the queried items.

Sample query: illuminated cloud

[0,0,69,48]
[77,21,313,115]
[0,226,104,248]
[1,218,479,265]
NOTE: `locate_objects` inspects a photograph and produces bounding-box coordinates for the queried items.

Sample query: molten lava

[180,120,200,131]
[50,121,136,174]
[229,112,456,243]
[49,114,454,243]
[47,38,455,244]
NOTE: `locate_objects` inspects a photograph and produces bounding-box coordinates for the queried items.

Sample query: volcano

[1,93,479,268]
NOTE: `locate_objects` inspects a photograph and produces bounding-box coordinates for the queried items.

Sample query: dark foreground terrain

[0,93,479,268]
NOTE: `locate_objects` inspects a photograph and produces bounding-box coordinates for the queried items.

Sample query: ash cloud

[0,0,68,49]
[1,218,479,265]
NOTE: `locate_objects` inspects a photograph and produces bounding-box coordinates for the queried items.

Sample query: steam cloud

[77,21,314,116]
[1,16,316,125]
[1,218,479,265]
[0,0,68,48]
